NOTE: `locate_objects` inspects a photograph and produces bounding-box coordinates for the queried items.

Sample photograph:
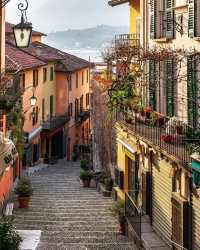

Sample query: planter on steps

[18,197,30,208]
[100,184,112,197]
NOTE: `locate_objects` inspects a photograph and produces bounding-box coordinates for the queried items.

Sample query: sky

[6,0,129,33]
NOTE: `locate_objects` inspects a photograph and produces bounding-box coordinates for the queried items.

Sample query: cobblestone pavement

[14,160,136,250]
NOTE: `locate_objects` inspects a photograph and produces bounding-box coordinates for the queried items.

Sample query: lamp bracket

[18,0,29,22]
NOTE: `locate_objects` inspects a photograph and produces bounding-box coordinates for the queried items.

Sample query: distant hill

[45,25,128,50]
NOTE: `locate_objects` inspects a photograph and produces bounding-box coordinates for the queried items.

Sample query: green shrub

[80,170,93,181]
[103,177,113,191]
[110,200,125,220]
[0,217,22,250]
[15,177,33,197]
[80,159,89,171]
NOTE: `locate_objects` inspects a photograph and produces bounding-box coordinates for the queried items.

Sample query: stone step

[15,224,120,232]
[36,242,135,250]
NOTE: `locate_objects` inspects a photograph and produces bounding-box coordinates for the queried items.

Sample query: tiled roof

[6,42,47,72]
[5,22,46,37]
[22,42,92,72]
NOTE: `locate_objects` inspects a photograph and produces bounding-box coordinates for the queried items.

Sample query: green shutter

[187,56,198,127]
[188,0,197,38]
[165,0,174,39]
[150,0,157,39]
[149,60,157,110]
[165,59,174,117]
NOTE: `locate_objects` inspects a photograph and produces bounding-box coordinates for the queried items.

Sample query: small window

[80,95,83,112]
[43,68,47,83]
[42,99,45,121]
[50,67,54,81]
[50,95,54,118]
[76,72,79,88]
[87,70,89,83]
[68,103,73,117]
[86,93,90,106]
[32,106,39,126]
[33,70,38,87]
[82,71,84,85]
[68,75,72,91]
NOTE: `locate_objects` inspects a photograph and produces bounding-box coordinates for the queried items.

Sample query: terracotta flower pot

[161,135,175,143]
[18,197,30,208]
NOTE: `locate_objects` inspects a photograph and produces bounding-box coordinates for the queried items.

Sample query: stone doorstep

[142,232,170,250]
[18,230,41,250]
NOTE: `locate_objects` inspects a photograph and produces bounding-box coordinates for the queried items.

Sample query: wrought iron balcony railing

[0,74,21,110]
[75,109,90,124]
[41,113,69,131]
[117,111,198,169]
[108,0,129,7]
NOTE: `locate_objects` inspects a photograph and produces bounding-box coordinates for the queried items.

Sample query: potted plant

[110,201,126,235]
[100,176,113,197]
[161,135,175,143]
[156,113,165,127]
[80,159,89,171]
[15,177,33,208]
[0,217,22,250]
[144,107,152,119]
[80,170,93,188]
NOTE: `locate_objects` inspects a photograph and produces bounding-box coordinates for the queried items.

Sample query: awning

[192,161,200,186]
[0,138,18,176]
[27,126,42,143]
[117,138,137,154]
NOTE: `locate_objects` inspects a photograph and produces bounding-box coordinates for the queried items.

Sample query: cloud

[6,0,129,32]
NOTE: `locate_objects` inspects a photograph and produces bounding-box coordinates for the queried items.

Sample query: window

[75,99,79,118]
[86,70,89,83]
[43,68,47,83]
[150,0,174,39]
[82,71,84,85]
[188,0,200,38]
[68,75,72,91]
[165,59,174,117]
[32,106,39,126]
[149,60,157,110]
[80,95,83,112]
[187,56,198,127]
[76,72,79,88]
[68,103,73,117]
[50,95,54,118]
[50,67,54,81]
[21,73,25,90]
[42,99,45,121]
[86,93,90,106]
[33,70,38,87]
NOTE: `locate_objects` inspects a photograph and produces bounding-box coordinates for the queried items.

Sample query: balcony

[108,0,129,6]
[0,74,21,110]
[115,34,140,58]
[75,109,90,124]
[117,110,198,169]
[41,114,69,131]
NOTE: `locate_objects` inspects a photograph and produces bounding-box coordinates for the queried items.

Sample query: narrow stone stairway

[14,160,136,250]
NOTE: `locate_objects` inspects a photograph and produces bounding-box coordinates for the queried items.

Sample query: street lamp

[30,95,37,107]
[13,0,32,48]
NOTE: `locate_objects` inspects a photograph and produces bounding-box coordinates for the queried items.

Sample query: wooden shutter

[150,0,157,39]
[188,0,197,38]
[187,56,198,127]
[165,0,174,39]
[165,59,174,117]
[149,60,157,110]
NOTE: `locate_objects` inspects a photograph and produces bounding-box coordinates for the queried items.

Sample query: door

[128,155,139,203]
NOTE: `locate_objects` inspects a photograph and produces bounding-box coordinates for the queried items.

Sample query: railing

[125,191,142,240]
[41,113,69,131]
[75,109,90,124]
[0,74,21,109]
[117,110,198,169]
[115,34,140,51]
